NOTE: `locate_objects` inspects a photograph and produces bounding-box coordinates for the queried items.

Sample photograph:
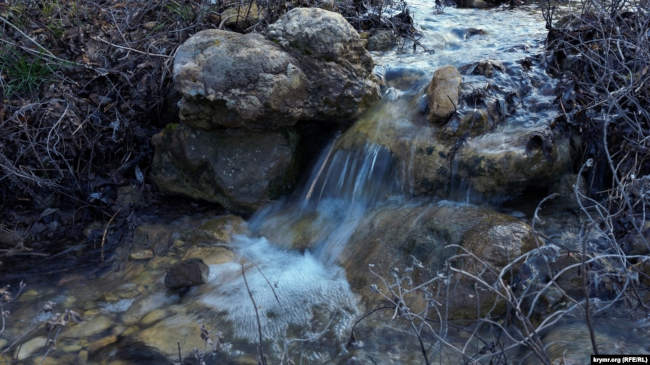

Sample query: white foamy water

[200,235,358,341]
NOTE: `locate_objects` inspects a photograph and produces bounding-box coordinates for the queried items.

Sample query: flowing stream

[6,3,637,365]
[184,1,561,359]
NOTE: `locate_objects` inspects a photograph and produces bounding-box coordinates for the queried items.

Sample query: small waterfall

[250,140,401,265]
[201,2,561,347]
[201,135,403,342]
[298,143,398,209]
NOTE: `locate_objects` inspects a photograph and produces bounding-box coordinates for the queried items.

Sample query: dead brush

[0,0,421,266]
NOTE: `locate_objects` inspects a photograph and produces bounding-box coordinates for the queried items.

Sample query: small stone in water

[129,249,154,260]
[15,336,47,360]
[164,259,209,289]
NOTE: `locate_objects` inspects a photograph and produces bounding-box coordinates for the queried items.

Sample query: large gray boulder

[151,124,298,213]
[155,9,381,211]
[267,8,379,122]
[173,8,379,130]
[267,8,371,66]
[174,30,309,130]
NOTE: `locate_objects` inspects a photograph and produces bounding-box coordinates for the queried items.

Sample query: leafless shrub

[351,3,650,348]
[353,216,649,363]
[0,281,25,339]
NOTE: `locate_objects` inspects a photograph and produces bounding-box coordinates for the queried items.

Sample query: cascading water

[200,110,409,342]
[199,3,564,346]
[1,3,585,364]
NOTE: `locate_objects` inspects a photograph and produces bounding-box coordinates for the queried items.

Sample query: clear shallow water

[200,235,358,342]
[373,3,550,69]
[374,3,559,129]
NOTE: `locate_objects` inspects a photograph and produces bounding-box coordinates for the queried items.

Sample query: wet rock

[183,246,235,265]
[88,334,118,352]
[383,67,429,91]
[525,320,649,365]
[440,108,490,138]
[91,339,174,365]
[341,202,537,319]
[61,342,83,352]
[454,127,571,196]
[15,336,47,360]
[130,249,155,261]
[257,209,340,250]
[182,351,239,365]
[132,223,175,256]
[131,214,246,260]
[457,0,493,8]
[19,289,40,302]
[426,65,462,124]
[459,59,505,77]
[62,315,112,338]
[338,97,572,200]
[136,312,204,358]
[140,309,168,326]
[267,7,380,121]
[192,215,249,243]
[367,30,397,51]
[151,124,298,213]
[123,292,178,325]
[164,259,209,289]
[466,28,487,37]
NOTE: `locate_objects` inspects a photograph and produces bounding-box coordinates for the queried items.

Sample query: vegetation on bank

[0,0,415,275]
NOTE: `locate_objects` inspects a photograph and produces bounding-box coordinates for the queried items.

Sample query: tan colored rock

[129,249,154,261]
[62,315,112,338]
[136,312,203,357]
[341,202,537,319]
[123,292,176,325]
[426,65,462,124]
[87,335,118,352]
[141,309,168,326]
[174,29,308,130]
[195,215,248,243]
[338,96,573,200]
[174,10,379,131]
[183,246,235,265]
[14,336,47,360]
